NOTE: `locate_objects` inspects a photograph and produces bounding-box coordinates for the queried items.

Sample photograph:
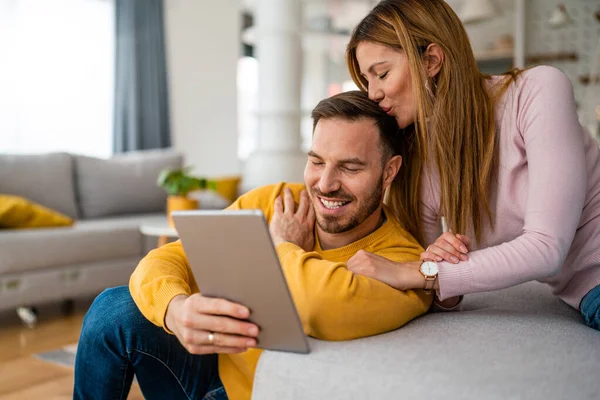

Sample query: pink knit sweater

[423,66,600,309]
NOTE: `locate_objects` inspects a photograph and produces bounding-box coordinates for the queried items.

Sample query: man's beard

[313,175,384,234]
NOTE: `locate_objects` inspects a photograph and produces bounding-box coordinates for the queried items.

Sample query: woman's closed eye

[378,71,389,80]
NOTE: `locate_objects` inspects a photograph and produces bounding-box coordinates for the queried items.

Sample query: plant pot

[167,195,199,228]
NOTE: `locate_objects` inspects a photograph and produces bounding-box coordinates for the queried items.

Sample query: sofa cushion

[0,213,166,275]
[0,152,79,219]
[212,176,241,203]
[0,194,73,229]
[75,149,183,218]
[252,282,600,400]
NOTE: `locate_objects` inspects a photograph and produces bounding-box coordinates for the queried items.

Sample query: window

[0,0,114,158]
[237,56,259,160]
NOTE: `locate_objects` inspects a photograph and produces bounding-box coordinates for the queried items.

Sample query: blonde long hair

[347,0,521,244]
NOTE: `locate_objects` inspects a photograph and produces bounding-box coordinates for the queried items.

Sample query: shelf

[474,50,579,67]
[579,75,600,85]
[525,52,578,64]
[475,49,513,63]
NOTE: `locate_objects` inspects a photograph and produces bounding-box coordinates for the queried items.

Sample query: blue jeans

[73,286,228,400]
[580,284,600,331]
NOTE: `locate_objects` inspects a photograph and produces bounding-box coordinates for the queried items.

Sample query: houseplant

[157,167,213,227]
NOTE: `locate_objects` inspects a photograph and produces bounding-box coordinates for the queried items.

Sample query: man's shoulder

[230,182,306,217]
[240,182,306,201]
[380,206,424,253]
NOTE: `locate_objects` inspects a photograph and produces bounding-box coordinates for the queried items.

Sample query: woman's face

[356,41,416,129]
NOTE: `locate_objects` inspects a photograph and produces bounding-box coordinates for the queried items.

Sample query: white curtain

[0,0,114,158]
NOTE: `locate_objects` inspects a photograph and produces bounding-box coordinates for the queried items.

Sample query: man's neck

[317,207,386,251]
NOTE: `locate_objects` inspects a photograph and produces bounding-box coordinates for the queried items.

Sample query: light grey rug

[34,343,78,368]
[35,344,138,384]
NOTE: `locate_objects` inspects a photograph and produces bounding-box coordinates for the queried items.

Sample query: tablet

[171,209,310,354]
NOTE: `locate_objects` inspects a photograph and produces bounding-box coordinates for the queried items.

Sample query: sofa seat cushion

[0,214,166,275]
[253,282,600,400]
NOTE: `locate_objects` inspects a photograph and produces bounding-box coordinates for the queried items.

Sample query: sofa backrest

[0,152,79,218]
[74,149,183,219]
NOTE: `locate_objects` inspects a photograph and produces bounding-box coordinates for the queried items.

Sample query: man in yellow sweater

[73,90,432,400]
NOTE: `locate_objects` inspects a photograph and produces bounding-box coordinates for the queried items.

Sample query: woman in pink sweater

[344,0,600,330]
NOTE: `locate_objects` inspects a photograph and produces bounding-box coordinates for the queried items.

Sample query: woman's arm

[278,243,431,341]
[354,67,587,301]
[434,66,587,299]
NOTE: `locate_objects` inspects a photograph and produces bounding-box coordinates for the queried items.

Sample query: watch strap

[423,276,436,291]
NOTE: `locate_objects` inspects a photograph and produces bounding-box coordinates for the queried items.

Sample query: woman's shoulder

[490,65,575,121]
[520,65,572,88]
[495,65,573,97]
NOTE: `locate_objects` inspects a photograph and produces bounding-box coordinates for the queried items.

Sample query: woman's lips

[381,106,392,115]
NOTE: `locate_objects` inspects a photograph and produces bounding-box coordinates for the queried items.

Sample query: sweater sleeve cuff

[437,260,473,300]
[431,295,464,312]
[275,242,303,259]
[153,282,191,334]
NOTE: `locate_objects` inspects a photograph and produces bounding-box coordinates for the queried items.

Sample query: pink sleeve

[438,67,587,300]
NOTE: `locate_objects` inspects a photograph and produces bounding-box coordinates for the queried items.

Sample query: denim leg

[580,284,600,331]
[73,286,227,400]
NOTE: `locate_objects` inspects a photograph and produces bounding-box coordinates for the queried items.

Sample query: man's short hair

[311,90,401,160]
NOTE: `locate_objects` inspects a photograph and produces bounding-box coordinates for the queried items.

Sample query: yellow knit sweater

[130,182,431,400]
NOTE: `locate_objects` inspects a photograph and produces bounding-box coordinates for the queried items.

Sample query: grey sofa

[0,149,182,316]
[253,281,600,400]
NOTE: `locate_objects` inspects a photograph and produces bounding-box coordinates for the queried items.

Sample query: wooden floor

[0,300,143,399]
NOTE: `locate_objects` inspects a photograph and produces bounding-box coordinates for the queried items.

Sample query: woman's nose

[368,86,383,103]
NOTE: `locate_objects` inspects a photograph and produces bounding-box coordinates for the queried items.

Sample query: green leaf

[156,167,215,196]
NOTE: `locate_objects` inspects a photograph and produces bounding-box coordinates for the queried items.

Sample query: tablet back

[172,209,310,354]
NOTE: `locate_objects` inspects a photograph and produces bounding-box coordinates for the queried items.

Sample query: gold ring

[208,332,215,345]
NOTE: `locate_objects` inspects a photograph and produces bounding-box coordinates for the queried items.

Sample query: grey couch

[0,149,183,316]
[253,281,600,400]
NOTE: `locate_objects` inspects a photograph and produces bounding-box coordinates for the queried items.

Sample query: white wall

[164,0,241,177]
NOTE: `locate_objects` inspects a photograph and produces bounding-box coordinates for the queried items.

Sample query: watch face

[421,261,438,276]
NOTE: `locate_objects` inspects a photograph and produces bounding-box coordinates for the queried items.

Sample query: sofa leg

[16,307,38,328]
[61,299,75,315]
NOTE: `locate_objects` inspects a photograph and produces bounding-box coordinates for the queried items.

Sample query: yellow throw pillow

[0,194,74,229]
[212,176,241,203]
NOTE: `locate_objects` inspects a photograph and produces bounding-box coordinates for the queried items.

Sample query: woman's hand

[269,189,315,252]
[421,232,471,264]
[347,250,422,291]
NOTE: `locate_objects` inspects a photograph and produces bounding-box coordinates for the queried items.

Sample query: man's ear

[423,43,444,78]
[383,155,402,190]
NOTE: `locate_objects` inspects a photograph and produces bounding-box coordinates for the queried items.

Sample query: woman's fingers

[421,231,474,264]
[420,250,443,262]
[439,232,468,253]
[431,233,468,261]
[426,244,461,263]
[283,188,296,215]
[273,196,283,215]
[307,196,315,224]
[456,233,471,250]
[296,190,309,217]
